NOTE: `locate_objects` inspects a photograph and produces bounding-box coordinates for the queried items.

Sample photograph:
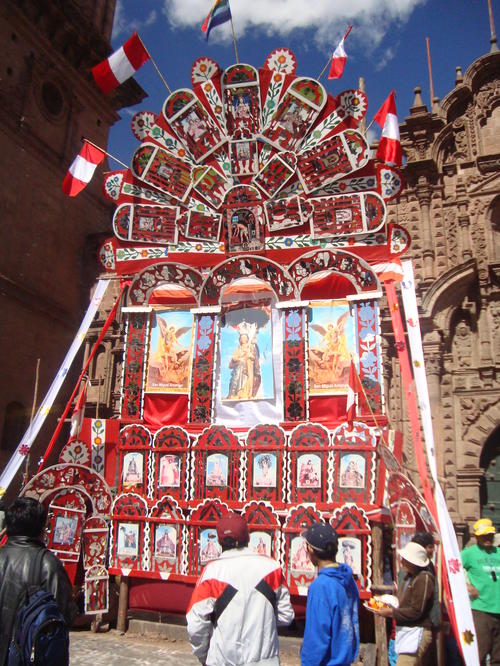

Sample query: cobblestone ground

[69,630,302,665]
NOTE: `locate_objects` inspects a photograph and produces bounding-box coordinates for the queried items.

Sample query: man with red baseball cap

[186,512,294,665]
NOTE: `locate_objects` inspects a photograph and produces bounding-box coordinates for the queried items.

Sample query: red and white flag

[70,379,88,439]
[374,90,402,166]
[92,32,149,94]
[62,141,106,197]
[328,25,352,80]
[346,361,363,425]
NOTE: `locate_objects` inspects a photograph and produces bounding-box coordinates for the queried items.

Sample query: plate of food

[364,594,399,611]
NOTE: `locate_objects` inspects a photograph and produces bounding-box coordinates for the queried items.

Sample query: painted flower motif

[284,237,293,247]
[215,105,222,114]
[191,57,218,84]
[141,250,148,257]
[462,630,475,645]
[448,558,461,574]
[131,111,156,141]
[204,83,211,92]
[93,437,102,446]
[178,148,186,157]
[273,74,281,83]
[18,444,30,456]
[266,100,275,109]
[265,48,297,75]
[94,420,102,428]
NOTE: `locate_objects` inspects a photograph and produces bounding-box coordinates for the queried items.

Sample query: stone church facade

[0,0,145,477]
[383,46,500,537]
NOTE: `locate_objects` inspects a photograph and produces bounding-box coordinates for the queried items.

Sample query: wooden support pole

[372,523,388,666]
[116,575,129,634]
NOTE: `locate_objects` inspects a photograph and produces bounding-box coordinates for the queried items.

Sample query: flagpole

[230,14,239,64]
[139,37,172,94]
[84,139,129,169]
[22,358,40,485]
[425,37,435,109]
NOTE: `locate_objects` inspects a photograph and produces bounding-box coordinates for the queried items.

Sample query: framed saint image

[122,452,143,487]
[297,454,321,488]
[220,306,274,402]
[339,453,365,489]
[199,529,222,564]
[253,453,277,488]
[159,454,180,488]
[307,300,355,395]
[146,309,194,394]
[337,537,361,576]
[206,453,228,487]
[290,536,315,573]
[117,523,139,558]
[155,525,177,558]
[53,515,78,546]
[250,531,272,556]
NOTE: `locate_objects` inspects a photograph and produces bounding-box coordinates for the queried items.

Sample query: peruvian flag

[374,90,402,166]
[62,141,106,196]
[346,361,363,425]
[69,378,88,439]
[328,25,352,80]
[92,32,149,94]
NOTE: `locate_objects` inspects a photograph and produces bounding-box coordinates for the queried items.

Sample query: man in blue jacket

[300,522,360,666]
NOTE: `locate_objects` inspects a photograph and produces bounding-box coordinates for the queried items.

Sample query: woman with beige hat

[370,541,435,665]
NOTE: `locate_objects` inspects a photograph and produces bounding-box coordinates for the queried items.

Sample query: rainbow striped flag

[201,0,232,41]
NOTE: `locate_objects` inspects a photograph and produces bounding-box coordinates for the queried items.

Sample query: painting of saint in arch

[308,300,355,395]
[206,453,228,487]
[220,306,274,402]
[146,309,194,394]
[339,453,365,488]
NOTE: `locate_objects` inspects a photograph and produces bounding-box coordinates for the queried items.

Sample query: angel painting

[146,310,194,393]
[308,303,354,394]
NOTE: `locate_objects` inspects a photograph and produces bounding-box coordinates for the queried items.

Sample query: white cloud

[162,0,427,59]
[113,0,158,38]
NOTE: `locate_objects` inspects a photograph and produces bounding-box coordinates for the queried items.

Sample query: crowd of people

[0,493,498,666]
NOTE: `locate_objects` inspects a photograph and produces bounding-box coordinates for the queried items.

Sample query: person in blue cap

[300,522,360,666]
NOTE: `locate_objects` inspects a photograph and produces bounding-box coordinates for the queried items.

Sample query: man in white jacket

[186,513,295,666]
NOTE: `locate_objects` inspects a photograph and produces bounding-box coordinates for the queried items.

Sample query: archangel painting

[308,301,355,395]
[146,309,194,393]
[220,306,274,402]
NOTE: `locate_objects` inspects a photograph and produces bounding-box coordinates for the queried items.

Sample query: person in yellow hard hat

[461,518,500,666]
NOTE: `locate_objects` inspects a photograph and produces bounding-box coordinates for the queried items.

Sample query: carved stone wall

[384,50,500,532]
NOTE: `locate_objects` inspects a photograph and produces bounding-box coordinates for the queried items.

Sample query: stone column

[416,178,435,281]
[456,178,472,260]
[423,330,444,478]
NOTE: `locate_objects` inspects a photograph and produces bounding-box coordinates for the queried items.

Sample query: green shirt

[461,544,500,614]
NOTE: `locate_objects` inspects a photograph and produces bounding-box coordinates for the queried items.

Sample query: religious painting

[154,525,177,558]
[227,205,264,253]
[159,454,180,488]
[199,528,222,564]
[146,309,194,394]
[117,523,139,558]
[206,453,228,487]
[222,64,261,136]
[307,301,355,395]
[220,307,274,402]
[253,453,277,488]
[296,453,321,488]
[339,453,366,489]
[122,452,144,487]
[249,531,272,556]
[53,515,78,546]
[290,536,315,573]
[337,537,361,576]
[230,134,259,177]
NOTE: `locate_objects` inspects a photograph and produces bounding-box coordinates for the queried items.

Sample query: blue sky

[107,0,498,164]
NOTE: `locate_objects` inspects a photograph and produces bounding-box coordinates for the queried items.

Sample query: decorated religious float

[16,48,440,635]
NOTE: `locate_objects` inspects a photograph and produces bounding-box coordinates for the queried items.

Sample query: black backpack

[7,548,69,666]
